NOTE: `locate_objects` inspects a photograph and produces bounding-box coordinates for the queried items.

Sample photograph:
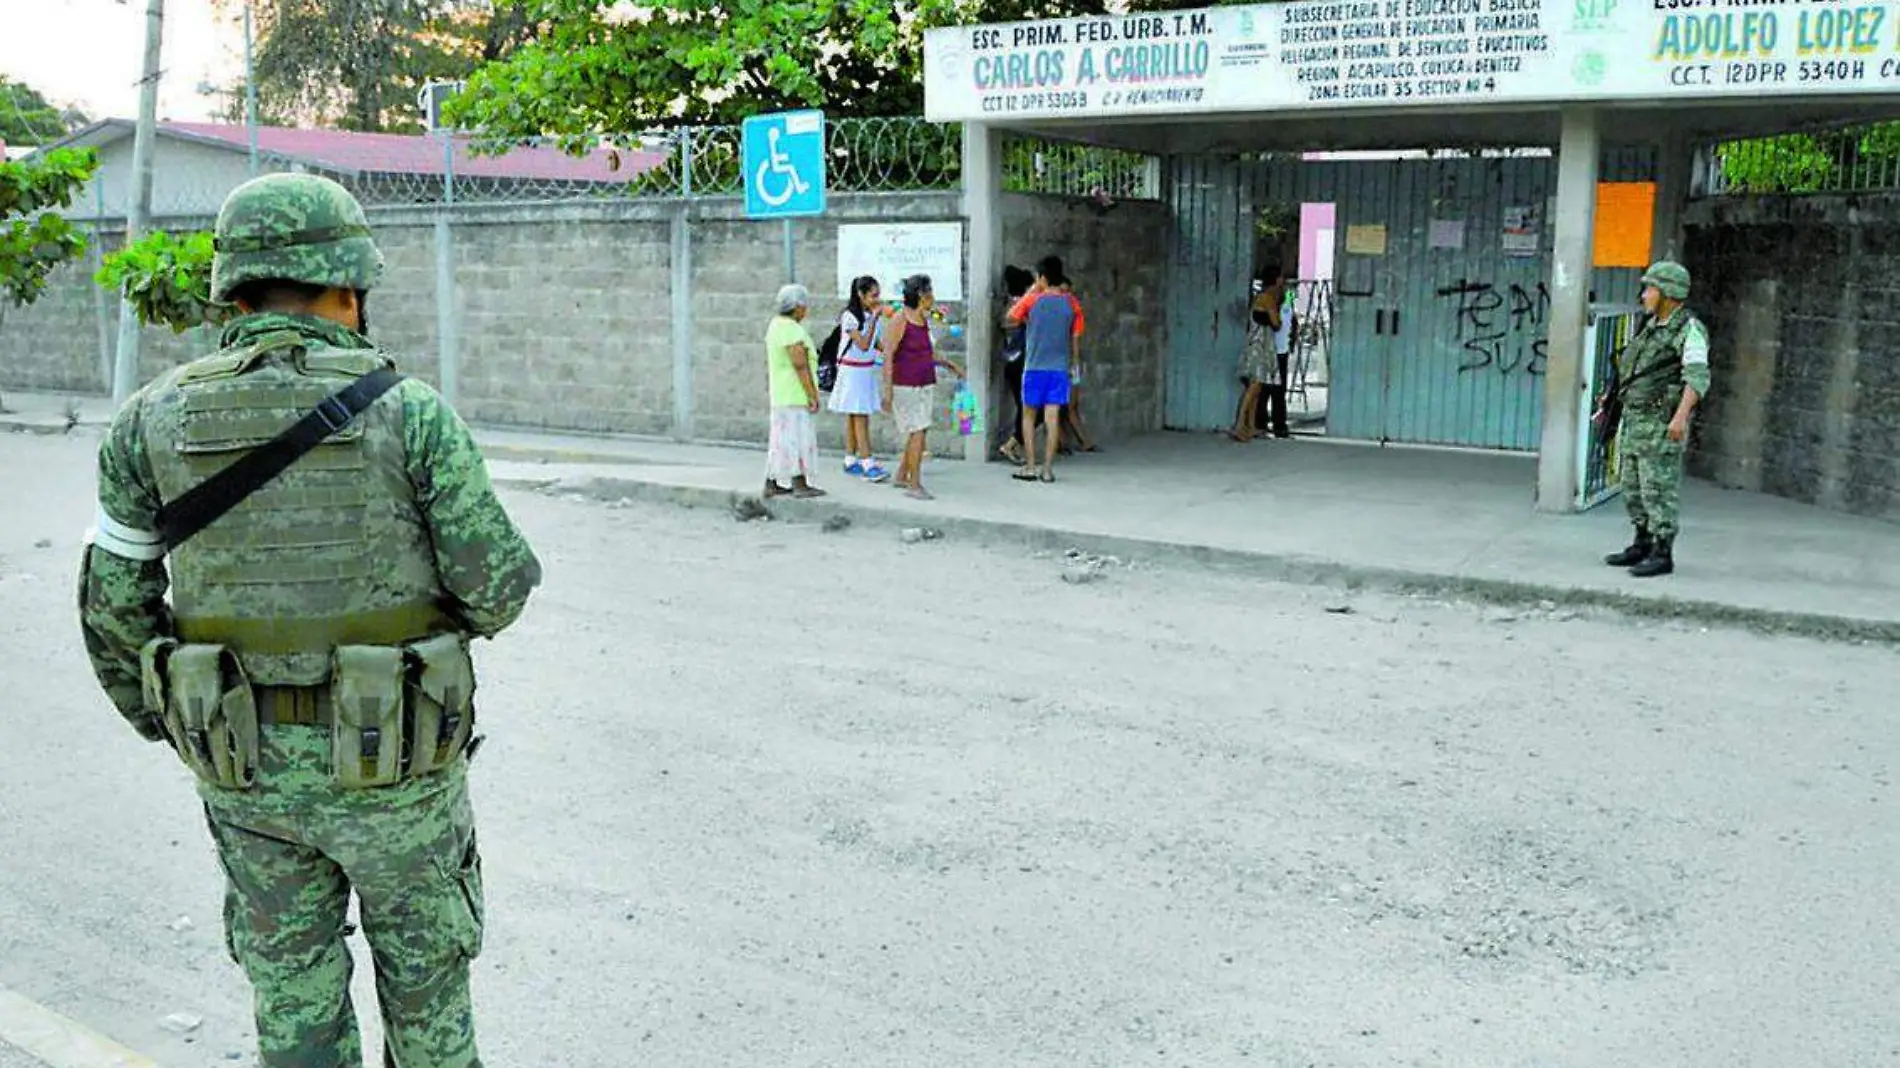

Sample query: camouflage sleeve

[77,400,175,741]
[401,380,542,637]
[1681,319,1712,396]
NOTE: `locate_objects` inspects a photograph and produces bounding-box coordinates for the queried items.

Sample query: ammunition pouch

[403,632,476,780]
[332,645,407,789]
[140,638,261,791]
[330,634,476,789]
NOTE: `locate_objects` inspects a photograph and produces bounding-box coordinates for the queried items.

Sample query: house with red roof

[42,119,669,219]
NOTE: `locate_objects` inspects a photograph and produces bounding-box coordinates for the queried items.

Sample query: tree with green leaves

[0,76,86,146]
[0,148,97,310]
[443,0,1135,135]
[441,0,1271,136]
[221,0,535,133]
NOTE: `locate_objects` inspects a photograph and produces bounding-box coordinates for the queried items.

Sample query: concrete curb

[0,418,89,437]
[506,471,1900,648]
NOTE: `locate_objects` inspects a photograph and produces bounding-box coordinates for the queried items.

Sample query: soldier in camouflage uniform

[1602,260,1710,578]
[77,173,542,1067]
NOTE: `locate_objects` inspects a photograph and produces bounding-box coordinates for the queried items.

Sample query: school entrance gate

[927,0,1900,510]
[1162,149,1655,450]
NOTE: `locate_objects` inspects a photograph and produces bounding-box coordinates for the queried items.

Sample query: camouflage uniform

[77,174,541,1068]
[1605,260,1711,577]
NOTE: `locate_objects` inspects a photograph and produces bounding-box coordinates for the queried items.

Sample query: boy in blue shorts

[1005,255,1086,483]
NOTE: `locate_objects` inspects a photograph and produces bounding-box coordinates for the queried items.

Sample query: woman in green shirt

[764,284,827,498]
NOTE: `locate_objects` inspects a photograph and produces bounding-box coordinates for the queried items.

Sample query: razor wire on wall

[54,117,1166,221]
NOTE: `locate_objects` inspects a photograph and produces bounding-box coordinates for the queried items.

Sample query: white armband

[86,507,166,562]
[1682,321,1710,367]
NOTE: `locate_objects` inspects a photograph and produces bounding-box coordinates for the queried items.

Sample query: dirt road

[1,431,1893,1067]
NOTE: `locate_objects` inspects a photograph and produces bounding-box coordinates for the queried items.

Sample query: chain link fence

[1705,122,1900,196]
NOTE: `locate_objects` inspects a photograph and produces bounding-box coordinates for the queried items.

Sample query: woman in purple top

[879,275,964,500]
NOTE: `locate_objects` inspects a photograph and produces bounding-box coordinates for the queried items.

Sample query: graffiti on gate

[1437,278,1549,376]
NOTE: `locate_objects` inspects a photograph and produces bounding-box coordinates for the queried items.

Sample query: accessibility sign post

[742,110,827,283]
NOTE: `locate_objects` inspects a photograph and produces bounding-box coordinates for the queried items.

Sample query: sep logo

[1572,0,1616,32]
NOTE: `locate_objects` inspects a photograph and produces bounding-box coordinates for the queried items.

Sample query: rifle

[1589,316,1678,447]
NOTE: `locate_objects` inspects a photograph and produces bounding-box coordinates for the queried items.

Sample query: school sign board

[924,0,1900,123]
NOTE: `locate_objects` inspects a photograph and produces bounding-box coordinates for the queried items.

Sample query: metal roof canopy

[998,98,1900,157]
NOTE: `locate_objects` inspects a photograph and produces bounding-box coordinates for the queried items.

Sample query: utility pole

[243,1,258,176]
[111,0,165,406]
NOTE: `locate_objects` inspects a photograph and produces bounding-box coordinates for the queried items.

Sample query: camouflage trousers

[199,726,484,1068]
[1618,418,1685,538]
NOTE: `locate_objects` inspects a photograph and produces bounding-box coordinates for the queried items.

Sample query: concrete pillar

[670,203,694,441]
[1536,107,1600,514]
[1651,130,1692,263]
[961,121,1002,463]
[433,216,459,407]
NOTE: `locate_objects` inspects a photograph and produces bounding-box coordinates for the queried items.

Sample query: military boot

[1604,526,1652,567]
[1629,535,1675,578]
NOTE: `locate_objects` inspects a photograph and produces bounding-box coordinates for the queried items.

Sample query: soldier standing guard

[77,173,542,1068]
[1602,259,1711,578]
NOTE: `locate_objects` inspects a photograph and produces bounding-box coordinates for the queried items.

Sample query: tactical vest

[141,331,455,687]
[1620,308,1699,421]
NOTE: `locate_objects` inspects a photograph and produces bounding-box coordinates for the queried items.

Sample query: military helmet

[210,173,385,304]
[1640,260,1691,301]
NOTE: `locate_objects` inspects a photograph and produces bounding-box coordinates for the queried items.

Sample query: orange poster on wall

[1593,182,1656,269]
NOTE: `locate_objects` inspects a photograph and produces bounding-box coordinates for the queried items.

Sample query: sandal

[1038,470,1055,484]
[792,486,827,499]
[1012,468,1040,482]
[906,486,936,501]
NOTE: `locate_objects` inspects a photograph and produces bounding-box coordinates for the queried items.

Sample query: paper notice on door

[1592,182,1657,268]
[1345,223,1387,256]
[1502,204,1541,257]
[1428,218,1465,250]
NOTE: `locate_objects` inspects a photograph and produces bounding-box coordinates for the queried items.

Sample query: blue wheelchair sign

[742,110,826,219]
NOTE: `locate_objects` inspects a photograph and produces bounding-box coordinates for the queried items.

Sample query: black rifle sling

[155,368,405,552]
[1610,355,1682,402]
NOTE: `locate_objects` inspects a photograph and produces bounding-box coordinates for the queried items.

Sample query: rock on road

[0,431,1895,1068]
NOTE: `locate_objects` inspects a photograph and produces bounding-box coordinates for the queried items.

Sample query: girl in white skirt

[829,274,891,482]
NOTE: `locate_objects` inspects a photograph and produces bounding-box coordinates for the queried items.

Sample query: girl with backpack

[827,274,892,482]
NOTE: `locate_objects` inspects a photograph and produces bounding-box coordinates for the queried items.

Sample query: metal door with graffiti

[1167,150,1652,448]
[1387,155,1556,451]
[1247,154,1555,449]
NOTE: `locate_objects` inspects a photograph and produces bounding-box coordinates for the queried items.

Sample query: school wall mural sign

[923,0,1900,123]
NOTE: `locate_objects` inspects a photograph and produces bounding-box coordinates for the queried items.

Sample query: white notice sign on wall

[837,223,966,304]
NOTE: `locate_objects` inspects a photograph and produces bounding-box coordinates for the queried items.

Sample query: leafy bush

[0,147,97,308]
[95,230,227,334]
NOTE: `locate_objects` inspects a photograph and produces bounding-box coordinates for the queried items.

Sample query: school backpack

[816,321,842,392]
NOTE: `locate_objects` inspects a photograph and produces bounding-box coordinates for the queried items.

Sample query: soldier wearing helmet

[1599,259,1710,577]
[78,173,541,1067]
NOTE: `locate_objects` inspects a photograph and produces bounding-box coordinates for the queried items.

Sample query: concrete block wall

[410,203,676,436]
[1685,195,1900,522]
[0,191,1173,462]
[685,193,968,457]
[0,221,221,396]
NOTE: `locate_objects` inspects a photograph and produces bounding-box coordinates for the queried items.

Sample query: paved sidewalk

[11,388,1900,640]
[472,424,1900,641]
